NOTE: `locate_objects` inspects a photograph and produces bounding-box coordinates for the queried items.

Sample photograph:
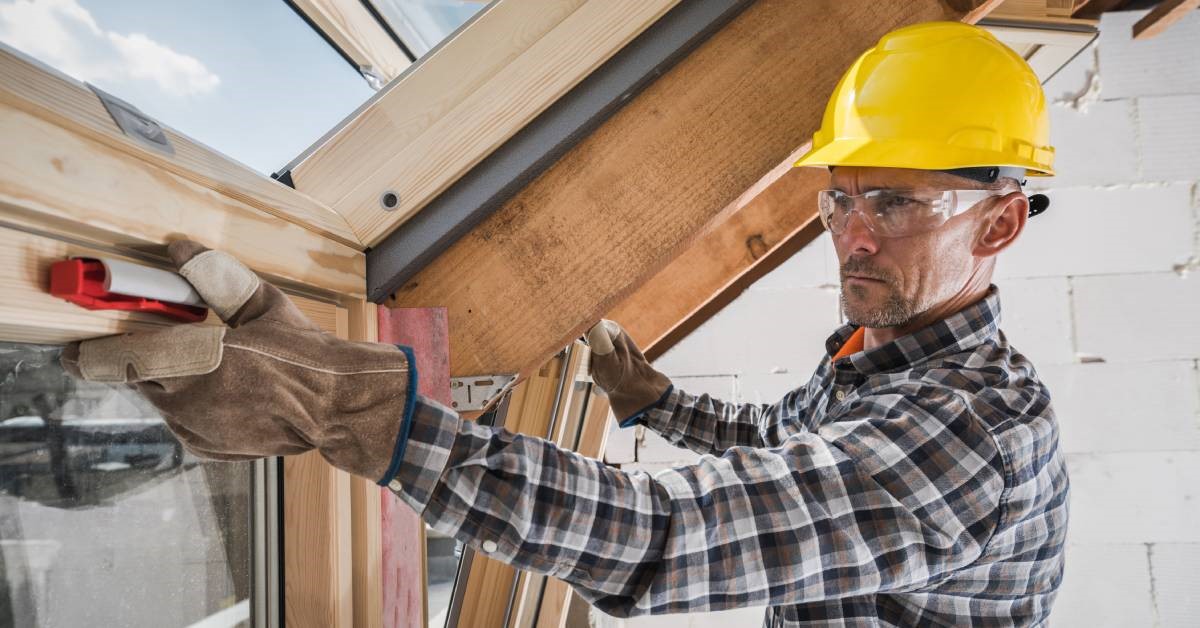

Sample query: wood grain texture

[284,452,354,628]
[377,307,454,628]
[284,299,354,628]
[324,0,680,245]
[291,0,585,211]
[0,45,361,247]
[0,226,181,343]
[388,0,982,384]
[0,103,365,298]
[349,301,384,628]
[0,224,347,344]
[1133,0,1200,39]
[607,163,827,355]
[290,0,412,82]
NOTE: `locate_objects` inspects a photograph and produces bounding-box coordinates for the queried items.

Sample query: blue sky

[0,0,376,174]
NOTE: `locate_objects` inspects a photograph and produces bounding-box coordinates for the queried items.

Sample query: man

[63,21,1068,626]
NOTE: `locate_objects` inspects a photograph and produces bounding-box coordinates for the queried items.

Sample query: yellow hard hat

[793,21,1054,177]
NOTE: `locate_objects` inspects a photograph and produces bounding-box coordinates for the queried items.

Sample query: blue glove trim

[378,344,419,487]
[617,384,674,428]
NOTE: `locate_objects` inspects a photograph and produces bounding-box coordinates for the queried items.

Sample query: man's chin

[841,289,912,328]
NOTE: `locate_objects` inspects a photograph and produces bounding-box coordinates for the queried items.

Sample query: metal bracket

[449,374,517,411]
[87,83,174,155]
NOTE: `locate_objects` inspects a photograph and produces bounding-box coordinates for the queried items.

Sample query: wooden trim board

[291,0,679,246]
[0,44,361,247]
[349,301,384,628]
[0,100,365,299]
[290,0,585,208]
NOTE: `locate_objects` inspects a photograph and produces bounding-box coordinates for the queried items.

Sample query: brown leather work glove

[585,319,672,424]
[60,240,415,485]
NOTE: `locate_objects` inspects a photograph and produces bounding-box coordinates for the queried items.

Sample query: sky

[0,0,377,175]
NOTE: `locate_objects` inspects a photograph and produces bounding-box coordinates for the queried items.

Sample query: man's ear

[974,191,1028,257]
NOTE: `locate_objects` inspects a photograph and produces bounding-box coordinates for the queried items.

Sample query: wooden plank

[1072,0,1128,19]
[606,163,825,355]
[291,0,584,207]
[285,299,354,628]
[285,453,355,628]
[0,225,183,344]
[289,0,412,83]
[990,0,1081,19]
[349,301,384,628]
[1133,0,1200,39]
[388,0,992,383]
[0,45,362,247]
[377,307,455,628]
[0,102,365,298]
[293,0,680,246]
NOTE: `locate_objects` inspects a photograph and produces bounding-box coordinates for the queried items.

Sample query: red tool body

[49,258,208,323]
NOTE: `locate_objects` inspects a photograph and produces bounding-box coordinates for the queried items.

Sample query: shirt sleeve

[387,386,1006,618]
[629,383,808,455]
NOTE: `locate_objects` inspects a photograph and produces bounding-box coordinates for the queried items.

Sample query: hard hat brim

[792,137,1054,177]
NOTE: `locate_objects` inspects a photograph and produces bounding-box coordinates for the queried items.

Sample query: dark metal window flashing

[360,0,757,303]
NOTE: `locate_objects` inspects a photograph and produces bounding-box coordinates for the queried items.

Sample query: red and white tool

[49,257,209,323]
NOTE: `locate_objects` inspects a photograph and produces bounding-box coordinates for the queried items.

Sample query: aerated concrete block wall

[593,9,1200,627]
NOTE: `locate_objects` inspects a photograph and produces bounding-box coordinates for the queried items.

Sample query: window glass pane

[0,342,254,627]
[371,0,485,58]
[0,0,374,174]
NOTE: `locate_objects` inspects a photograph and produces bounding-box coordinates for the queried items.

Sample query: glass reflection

[0,342,252,627]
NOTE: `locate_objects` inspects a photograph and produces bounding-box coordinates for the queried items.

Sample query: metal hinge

[87,83,174,155]
[449,374,517,411]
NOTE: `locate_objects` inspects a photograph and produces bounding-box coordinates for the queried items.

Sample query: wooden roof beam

[1133,0,1200,38]
[381,0,1004,383]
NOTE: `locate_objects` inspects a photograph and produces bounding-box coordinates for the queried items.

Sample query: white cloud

[0,0,219,97]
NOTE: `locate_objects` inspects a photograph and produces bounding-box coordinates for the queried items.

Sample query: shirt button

[834,390,846,401]
[387,479,402,492]
[481,540,498,554]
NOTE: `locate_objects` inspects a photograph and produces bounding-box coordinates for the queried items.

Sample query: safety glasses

[817,188,1006,238]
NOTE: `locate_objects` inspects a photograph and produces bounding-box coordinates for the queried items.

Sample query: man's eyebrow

[829,184,891,193]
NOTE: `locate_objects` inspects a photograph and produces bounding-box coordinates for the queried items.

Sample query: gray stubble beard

[840,281,918,328]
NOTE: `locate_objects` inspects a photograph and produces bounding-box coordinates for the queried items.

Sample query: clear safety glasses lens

[817,189,1001,237]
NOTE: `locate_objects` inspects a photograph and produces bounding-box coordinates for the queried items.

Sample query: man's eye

[878,195,919,211]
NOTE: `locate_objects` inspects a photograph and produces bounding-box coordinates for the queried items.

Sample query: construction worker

[62,21,1067,627]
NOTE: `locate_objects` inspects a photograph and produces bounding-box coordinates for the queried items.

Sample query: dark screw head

[380,191,400,211]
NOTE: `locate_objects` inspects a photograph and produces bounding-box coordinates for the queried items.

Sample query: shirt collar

[825,284,1003,375]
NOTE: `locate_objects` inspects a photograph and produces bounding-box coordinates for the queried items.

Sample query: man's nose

[838,209,879,256]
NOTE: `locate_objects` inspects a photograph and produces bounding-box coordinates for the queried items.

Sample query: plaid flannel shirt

[384,285,1070,626]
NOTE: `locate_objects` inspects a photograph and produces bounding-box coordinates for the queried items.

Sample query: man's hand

[60,240,414,484]
[585,319,672,422]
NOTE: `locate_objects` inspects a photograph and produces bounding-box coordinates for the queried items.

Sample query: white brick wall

[592,9,1200,627]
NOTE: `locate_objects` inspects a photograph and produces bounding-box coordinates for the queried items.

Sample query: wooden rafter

[1133,0,1200,38]
[383,0,998,386]
[606,160,829,358]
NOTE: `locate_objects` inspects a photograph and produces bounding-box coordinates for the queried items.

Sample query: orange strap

[832,327,865,362]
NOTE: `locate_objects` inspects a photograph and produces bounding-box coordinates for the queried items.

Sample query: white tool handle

[98,257,206,307]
